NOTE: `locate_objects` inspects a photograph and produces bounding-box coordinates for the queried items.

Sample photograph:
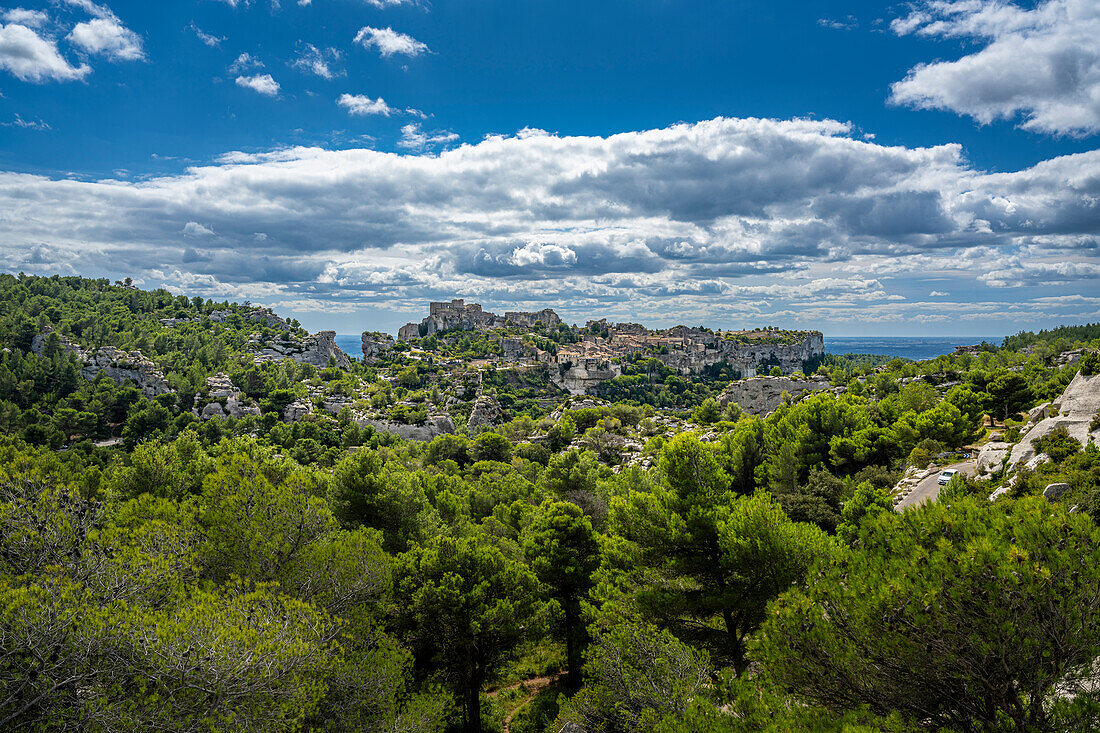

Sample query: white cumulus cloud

[337,94,395,116]
[68,17,144,61]
[235,73,280,96]
[2,8,49,28]
[890,0,1100,136]
[0,22,91,82]
[0,116,1097,329]
[354,26,429,57]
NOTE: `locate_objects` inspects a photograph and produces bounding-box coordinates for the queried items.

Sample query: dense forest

[2,273,1100,733]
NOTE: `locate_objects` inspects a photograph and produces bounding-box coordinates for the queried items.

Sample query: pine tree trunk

[465,677,482,733]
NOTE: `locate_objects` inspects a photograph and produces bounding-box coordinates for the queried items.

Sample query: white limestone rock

[976,441,1011,472]
[467,396,503,435]
[1008,372,1100,465]
[1044,482,1071,501]
[718,376,830,417]
[31,329,173,398]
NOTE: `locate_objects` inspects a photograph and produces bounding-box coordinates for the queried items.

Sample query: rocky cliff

[467,396,503,434]
[358,414,456,442]
[662,331,825,378]
[196,373,262,420]
[31,329,173,397]
[362,333,395,362]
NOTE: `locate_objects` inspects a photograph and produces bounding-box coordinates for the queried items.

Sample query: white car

[938,469,959,485]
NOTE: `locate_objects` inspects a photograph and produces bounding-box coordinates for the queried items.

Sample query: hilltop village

[382,299,825,395]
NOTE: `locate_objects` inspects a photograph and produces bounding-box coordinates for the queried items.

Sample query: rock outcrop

[252,331,351,369]
[975,439,1011,472]
[500,337,527,360]
[283,399,313,423]
[198,373,261,420]
[31,329,173,397]
[358,414,456,442]
[555,362,622,396]
[297,332,351,369]
[398,299,562,340]
[1044,482,1071,501]
[1008,372,1100,465]
[362,333,395,362]
[467,396,502,435]
[718,376,830,416]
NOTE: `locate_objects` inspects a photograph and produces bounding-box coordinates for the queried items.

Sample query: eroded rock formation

[1009,371,1100,465]
[718,376,830,416]
[31,329,173,397]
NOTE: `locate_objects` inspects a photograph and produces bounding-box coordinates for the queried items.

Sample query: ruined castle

[397,299,562,339]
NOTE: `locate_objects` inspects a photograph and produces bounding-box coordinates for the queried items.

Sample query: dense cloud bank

[1,116,1097,328]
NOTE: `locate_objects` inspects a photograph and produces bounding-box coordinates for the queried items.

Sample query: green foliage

[754,497,1100,733]
[472,432,513,463]
[6,275,1099,731]
[396,534,548,733]
[600,465,832,672]
[558,622,711,733]
[1032,424,1083,462]
[691,397,721,424]
[1080,350,1099,375]
[545,415,576,452]
[836,481,894,545]
[1002,322,1100,351]
[523,500,600,686]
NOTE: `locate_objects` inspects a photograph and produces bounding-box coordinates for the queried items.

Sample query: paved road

[895,460,976,510]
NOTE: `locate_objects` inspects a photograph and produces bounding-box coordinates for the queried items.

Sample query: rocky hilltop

[397,299,562,340]
[381,300,826,396]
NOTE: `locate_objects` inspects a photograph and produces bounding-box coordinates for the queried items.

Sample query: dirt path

[488,673,562,733]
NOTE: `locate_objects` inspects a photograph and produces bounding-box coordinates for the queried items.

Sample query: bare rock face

[397,299,562,340]
[362,333,395,363]
[555,363,621,396]
[297,331,351,369]
[500,337,527,360]
[467,396,502,435]
[1044,482,1071,501]
[358,413,456,442]
[252,331,351,369]
[247,308,292,331]
[1009,372,1100,465]
[31,329,173,398]
[976,440,1011,472]
[718,376,829,417]
[283,399,313,423]
[198,373,261,420]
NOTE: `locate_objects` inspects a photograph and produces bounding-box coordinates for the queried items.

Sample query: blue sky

[0,0,1098,337]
